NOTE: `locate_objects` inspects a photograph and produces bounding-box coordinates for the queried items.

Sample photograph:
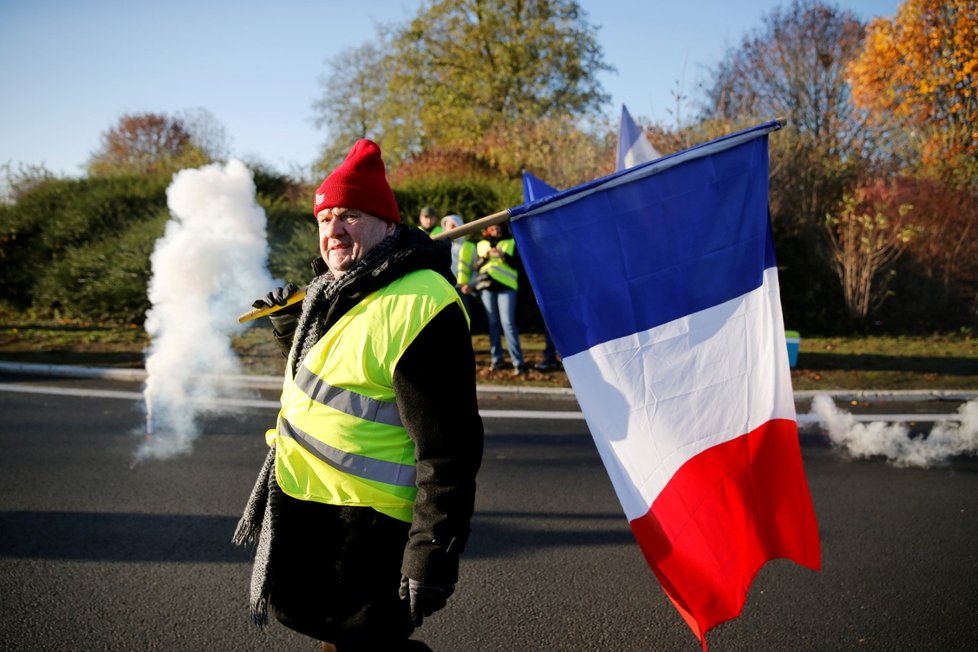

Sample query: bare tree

[823,182,917,323]
[312,40,395,172]
[176,107,231,162]
[702,0,872,236]
[0,162,56,205]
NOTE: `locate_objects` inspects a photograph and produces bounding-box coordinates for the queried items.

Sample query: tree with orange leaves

[87,109,229,178]
[847,0,978,188]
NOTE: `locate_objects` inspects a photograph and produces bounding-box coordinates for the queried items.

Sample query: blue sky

[0,0,900,178]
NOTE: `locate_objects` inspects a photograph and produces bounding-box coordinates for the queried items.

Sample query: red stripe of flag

[629,418,821,645]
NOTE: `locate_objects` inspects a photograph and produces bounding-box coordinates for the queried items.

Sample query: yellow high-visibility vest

[266,269,464,522]
[476,238,518,290]
[457,240,476,286]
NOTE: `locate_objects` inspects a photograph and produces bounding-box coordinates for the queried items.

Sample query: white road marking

[0,382,966,424]
[0,383,582,420]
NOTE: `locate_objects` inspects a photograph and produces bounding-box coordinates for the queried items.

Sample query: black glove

[399,576,455,627]
[252,282,301,312]
[252,283,301,357]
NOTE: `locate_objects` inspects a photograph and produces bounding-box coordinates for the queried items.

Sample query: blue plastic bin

[785,330,800,368]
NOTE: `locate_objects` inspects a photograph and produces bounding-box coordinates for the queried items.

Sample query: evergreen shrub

[0,175,169,318]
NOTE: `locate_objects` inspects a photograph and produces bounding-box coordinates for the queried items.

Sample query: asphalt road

[0,372,976,651]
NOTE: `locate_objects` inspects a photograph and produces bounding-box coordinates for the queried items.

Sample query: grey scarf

[230,446,276,626]
[232,225,405,627]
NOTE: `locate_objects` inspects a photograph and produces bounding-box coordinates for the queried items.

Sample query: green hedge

[33,208,169,323]
[9,167,966,334]
[0,170,529,326]
[0,175,169,314]
[262,193,319,286]
[394,177,522,228]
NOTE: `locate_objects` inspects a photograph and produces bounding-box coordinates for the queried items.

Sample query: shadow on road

[0,511,251,563]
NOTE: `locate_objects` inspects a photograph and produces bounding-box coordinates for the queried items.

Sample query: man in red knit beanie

[238,139,484,651]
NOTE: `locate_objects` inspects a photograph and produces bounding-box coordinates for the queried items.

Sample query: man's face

[419,213,438,230]
[318,207,395,276]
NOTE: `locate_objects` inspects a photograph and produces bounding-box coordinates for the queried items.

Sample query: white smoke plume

[139,159,276,460]
[810,394,978,467]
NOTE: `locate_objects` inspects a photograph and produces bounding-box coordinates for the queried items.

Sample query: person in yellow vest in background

[474,222,526,375]
[417,205,443,238]
[236,139,484,652]
[439,214,476,318]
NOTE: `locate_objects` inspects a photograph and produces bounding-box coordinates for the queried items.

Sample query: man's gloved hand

[399,576,455,627]
[252,282,301,312]
[252,283,302,357]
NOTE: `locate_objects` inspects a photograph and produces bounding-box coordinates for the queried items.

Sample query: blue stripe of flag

[511,129,776,359]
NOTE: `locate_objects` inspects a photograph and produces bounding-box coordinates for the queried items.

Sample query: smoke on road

[139,159,275,460]
[810,395,978,467]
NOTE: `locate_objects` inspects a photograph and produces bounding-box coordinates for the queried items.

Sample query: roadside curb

[2,361,975,402]
[793,389,978,401]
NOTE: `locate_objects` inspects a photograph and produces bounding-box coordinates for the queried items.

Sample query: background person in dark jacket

[237,139,484,652]
[417,205,443,237]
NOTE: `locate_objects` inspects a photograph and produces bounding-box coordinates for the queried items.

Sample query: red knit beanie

[312,139,401,223]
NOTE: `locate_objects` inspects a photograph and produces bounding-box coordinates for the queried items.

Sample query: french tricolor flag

[510,121,821,646]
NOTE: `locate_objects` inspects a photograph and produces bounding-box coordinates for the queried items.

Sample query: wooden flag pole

[237,208,512,323]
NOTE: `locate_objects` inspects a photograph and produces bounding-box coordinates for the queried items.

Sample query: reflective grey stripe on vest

[279,417,417,487]
[491,265,518,284]
[294,365,403,428]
